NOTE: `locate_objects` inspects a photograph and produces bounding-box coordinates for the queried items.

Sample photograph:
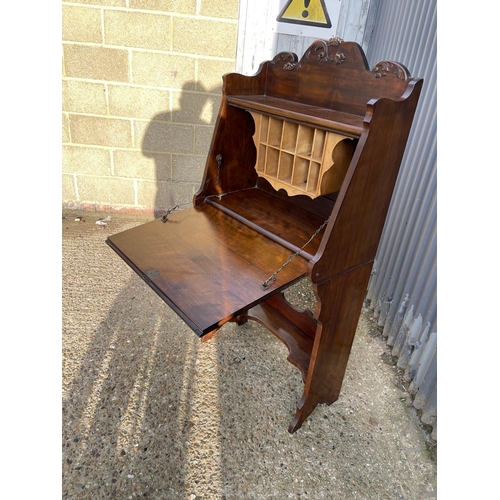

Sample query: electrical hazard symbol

[277,0,332,28]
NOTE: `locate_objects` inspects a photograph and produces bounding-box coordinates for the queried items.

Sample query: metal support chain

[161,205,180,222]
[261,218,330,290]
[215,154,222,186]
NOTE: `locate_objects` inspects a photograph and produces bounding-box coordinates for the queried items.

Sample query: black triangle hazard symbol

[277,0,332,28]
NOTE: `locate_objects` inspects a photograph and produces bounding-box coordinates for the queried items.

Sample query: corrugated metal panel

[365,0,437,438]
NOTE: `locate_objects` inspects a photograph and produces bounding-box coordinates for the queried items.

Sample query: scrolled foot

[287,394,318,433]
[288,414,305,434]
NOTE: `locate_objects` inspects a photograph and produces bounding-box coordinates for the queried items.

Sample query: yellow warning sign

[277,0,332,28]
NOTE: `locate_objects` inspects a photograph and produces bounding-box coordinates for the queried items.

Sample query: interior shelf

[205,188,332,260]
[227,95,365,137]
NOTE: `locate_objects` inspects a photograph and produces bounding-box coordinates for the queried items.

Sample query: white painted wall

[235,0,280,75]
[236,0,379,74]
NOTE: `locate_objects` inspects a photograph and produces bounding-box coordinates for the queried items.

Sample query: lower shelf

[237,294,315,381]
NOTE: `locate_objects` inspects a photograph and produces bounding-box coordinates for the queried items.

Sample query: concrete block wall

[62,0,239,215]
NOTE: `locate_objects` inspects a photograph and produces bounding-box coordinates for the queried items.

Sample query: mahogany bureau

[107,38,423,432]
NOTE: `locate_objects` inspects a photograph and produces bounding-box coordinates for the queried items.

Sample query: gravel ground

[62,209,437,500]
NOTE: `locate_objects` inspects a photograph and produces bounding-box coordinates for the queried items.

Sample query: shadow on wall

[141,81,222,218]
